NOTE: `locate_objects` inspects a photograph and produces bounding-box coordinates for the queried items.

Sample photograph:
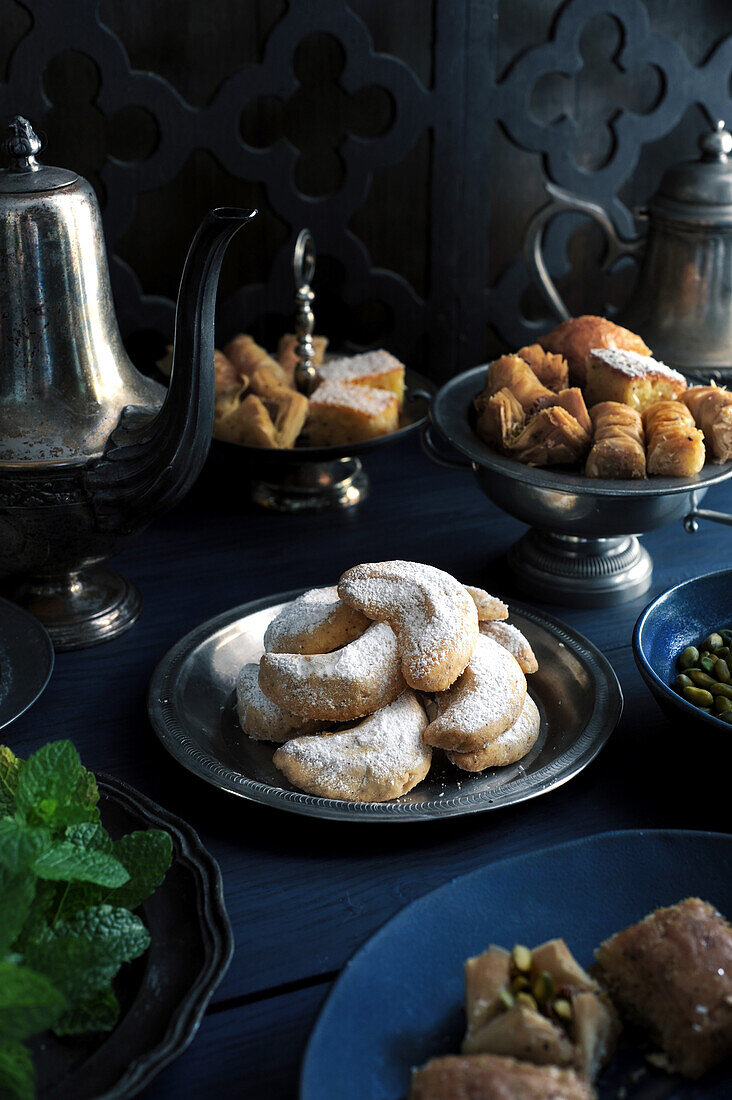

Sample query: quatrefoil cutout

[530,14,662,171]
[239,32,394,197]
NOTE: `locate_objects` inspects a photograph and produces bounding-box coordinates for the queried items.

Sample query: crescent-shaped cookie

[273,690,431,802]
[447,693,540,771]
[479,620,538,674]
[258,620,405,721]
[423,634,526,753]
[263,586,369,654]
[465,586,509,622]
[236,664,320,743]
[338,560,479,692]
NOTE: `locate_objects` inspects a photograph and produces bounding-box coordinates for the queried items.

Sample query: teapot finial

[699,121,732,163]
[2,116,42,172]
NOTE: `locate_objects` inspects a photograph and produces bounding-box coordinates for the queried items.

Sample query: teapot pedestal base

[2,567,142,651]
[507,530,653,608]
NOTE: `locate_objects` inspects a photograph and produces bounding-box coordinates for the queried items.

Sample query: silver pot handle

[684,507,732,533]
[523,181,644,322]
[420,423,473,471]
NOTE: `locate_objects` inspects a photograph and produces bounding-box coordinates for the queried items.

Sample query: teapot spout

[88,207,256,529]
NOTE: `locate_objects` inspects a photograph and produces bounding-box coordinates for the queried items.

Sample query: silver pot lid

[0,116,77,193]
[652,120,732,224]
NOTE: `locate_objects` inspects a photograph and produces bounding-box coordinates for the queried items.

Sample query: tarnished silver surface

[0,595,54,730]
[0,120,163,465]
[524,120,732,374]
[148,588,622,822]
[428,366,732,606]
[0,116,255,646]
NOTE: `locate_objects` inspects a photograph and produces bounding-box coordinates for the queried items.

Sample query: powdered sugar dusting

[486,692,539,750]
[264,587,346,651]
[274,690,430,799]
[479,620,537,672]
[590,347,686,384]
[236,663,304,741]
[310,379,398,415]
[316,348,403,383]
[433,635,525,735]
[338,561,478,681]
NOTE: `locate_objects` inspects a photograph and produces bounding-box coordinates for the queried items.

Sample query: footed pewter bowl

[425,366,732,607]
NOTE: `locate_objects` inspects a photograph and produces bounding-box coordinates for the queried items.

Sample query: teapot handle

[523,181,645,322]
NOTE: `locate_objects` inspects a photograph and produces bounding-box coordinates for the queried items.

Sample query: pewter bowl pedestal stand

[426,366,732,608]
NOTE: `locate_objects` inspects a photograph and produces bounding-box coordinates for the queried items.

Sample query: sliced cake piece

[306,380,399,445]
[584,348,686,412]
[315,349,405,407]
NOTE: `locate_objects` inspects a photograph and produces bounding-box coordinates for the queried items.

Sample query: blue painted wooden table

[6,435,731,1098]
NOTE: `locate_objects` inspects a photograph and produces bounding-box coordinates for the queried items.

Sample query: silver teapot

[0,116,255,649]
[525,120,732,375]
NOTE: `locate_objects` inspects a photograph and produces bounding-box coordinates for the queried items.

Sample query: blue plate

[302,830,732,1099]
[634,568,732,737]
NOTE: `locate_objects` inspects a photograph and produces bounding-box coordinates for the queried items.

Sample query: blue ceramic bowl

[633,568,732,734]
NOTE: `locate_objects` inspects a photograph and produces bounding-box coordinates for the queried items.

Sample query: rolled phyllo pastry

[683,385,732,463]
[507,405,591,466]
[474,386,525,450]
[480,355,555,412]
[517,344,569,392]
[585,401,645,479]
[643,400,705,477]
[539,387,592,436]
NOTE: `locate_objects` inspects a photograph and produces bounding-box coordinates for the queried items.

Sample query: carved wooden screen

[1,0,731,379]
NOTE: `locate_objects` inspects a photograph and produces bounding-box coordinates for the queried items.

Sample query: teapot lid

[0,116,77,194]
[652,120,732,223]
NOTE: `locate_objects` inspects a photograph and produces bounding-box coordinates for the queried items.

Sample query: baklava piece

[539,315,652,387]
[315,349,405,408]
[462,940,619,1080]
[306,380,399,445]
[474,386,525,450]
[584,348,686,413]
[683,385,732,463]
[643,400,705,476]
[223,333,292,389]
[585,401,646,480]
[595,897,732,1079]
[409,1053,595,1099]
[506,406,591,466]
[479,355,555,413]
[517,343,569,392]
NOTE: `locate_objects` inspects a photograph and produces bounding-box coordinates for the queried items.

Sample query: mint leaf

[65,823,112,853]
[14,742,97,831]
[32,844,128,888]
[74,770,99,811]
[24,906,150,1001]
[0,871,34,957]
[109,831,173,910]
[0,748,22,818]
[0,1037,34,1100]
[0,821,50,874]
[53,984,119,1037]
[0,962,65,1041]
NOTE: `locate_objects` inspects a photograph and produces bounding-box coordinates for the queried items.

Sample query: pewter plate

[0,596,54,731]
[148,589,622,822]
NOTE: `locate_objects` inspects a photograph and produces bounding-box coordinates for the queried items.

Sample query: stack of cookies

[236,560,539,803]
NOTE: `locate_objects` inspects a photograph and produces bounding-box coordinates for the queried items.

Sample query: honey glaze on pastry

[273,690,431,802]
[258,620,405,721]
[584,347,686,413]
[422,634,526,753]
[517,344,569,392]
[643,400,705,477]
[585,401,646,480]
[479,620,538,673]
[479,355,555,413]
[263,586,369,655]
[409,1054,595,1100]
[475,386,525,450]
[236,664,320,743]
[540,314,652,387]
[595,897,732,1079]
[447,692,539,771]
[683,385,732,462]
[507,405,591,466]
[338,561,479,693]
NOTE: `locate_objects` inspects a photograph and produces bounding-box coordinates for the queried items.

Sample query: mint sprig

[0,741,173,1099]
